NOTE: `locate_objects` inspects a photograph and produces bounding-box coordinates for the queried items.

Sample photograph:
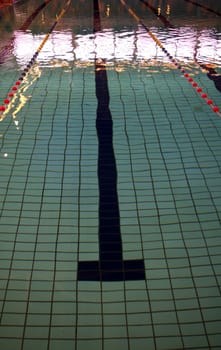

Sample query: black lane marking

[139,0,174,28]
[19,0,53,31]
[77,0,145,282]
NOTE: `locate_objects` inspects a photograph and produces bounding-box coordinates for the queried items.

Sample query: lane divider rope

[120,0,220,117]
[138,0,221,98]
[0,0,53,64]
[0,0,71,118]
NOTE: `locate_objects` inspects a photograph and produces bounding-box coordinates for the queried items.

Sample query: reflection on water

[0,0,221,68]
[0,64,41,124]
[13,30,75,66]
[0,0,220,131]
[11,25,221,68]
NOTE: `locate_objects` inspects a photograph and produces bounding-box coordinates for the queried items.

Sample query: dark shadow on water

[201,64,221,94]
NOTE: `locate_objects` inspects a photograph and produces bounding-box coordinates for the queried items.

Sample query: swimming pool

[0,0,221,349]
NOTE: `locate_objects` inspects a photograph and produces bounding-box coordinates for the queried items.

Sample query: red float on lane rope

[0,0,71,119]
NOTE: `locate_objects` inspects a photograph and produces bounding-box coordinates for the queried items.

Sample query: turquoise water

[0,0,221,349]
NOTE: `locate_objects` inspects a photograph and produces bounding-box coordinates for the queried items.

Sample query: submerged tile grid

[0,61,221,350]
[109,65,221,349]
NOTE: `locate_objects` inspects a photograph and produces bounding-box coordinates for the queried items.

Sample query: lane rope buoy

[139,0,221,98]
[0,0,71,119]
[120,0,220,117]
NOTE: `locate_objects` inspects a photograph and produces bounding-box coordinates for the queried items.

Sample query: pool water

[0,0,221,349]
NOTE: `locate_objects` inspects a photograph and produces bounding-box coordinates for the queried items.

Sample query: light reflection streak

[12,27,221,66]
[1,24,220,125]
[0,65,41,126]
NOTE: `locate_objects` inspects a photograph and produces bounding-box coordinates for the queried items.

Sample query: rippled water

[12,25,221,66]
[0,0,221,69]
[0,2,221,350]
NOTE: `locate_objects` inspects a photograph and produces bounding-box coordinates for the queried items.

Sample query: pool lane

[0,0,53,64]
[120,0,220,116]
[77,0,145,282]
[138,0,221,98]
[0,0,71,118]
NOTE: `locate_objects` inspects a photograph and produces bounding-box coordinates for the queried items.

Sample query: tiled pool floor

[0,0,221,349]
[1,60,221,350]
